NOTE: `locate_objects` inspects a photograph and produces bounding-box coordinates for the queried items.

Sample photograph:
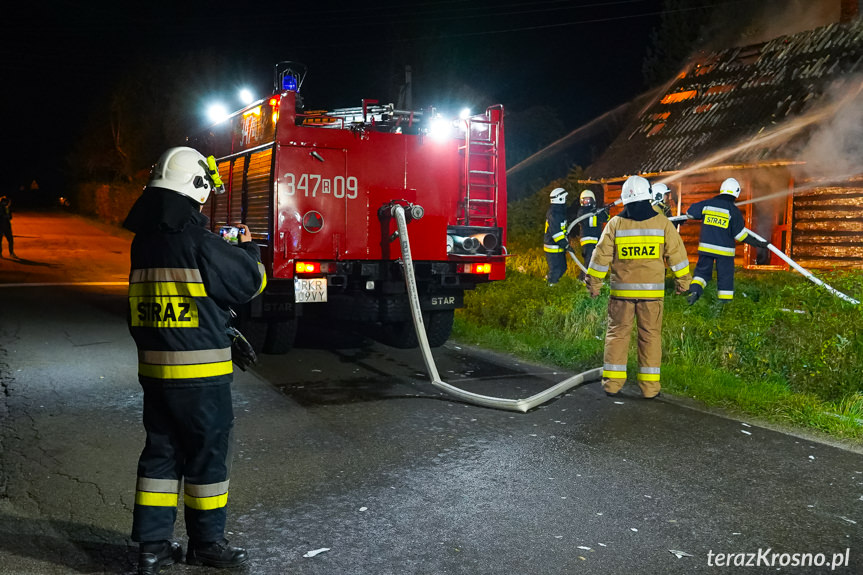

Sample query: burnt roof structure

[585,19,863,181]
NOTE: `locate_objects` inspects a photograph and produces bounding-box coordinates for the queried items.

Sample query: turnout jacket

[574,205,608,246]
[543,203,569,253]
[124,187,267,386]
[686,194,749,257]
[586,201,691,299]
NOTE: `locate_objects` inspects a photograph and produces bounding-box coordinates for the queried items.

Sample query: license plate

[294,278,327,303]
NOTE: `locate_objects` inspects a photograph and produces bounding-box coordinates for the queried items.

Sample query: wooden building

[581,19,863,269]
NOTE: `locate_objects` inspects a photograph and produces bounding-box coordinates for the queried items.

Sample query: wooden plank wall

[792,185,863,268]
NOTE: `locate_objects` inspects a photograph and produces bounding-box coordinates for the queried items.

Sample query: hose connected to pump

[668,215,860,305]
[388,203,602,412]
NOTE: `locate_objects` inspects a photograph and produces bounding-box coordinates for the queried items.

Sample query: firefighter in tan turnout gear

[585,176,691,398]
[123,147,267,574]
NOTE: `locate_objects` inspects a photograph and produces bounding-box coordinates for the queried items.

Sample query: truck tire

[263,320,298,354]
[383,310,454,349]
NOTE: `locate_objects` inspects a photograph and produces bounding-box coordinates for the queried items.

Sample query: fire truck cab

[190,63,507,353]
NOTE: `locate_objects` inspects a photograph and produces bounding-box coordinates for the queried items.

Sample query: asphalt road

[0,211,861,575]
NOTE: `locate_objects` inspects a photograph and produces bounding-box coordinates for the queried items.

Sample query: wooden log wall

[792,185,863,268]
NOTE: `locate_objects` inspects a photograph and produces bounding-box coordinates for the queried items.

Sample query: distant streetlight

[207,103,230,125]
[239,89,254,105]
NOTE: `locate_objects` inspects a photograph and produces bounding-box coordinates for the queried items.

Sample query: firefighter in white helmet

[685,177,768,305]
[585,175,691,398]
[543,187,570,285]
[572,189,608,282]
[123,146,266,573]
[651,182,673,217]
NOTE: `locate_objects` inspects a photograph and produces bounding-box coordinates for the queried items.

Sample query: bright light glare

[459,108,471,120]
[429,116,452,141]
[207,103,230,124]
[239,89,254,105]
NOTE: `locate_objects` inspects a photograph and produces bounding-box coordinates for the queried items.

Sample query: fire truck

[190,63,507,353]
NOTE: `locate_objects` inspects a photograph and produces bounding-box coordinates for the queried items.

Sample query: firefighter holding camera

[123,147,267,574]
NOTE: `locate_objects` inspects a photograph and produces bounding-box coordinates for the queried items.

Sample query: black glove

[228,326,257,371]
[745,235,769,249]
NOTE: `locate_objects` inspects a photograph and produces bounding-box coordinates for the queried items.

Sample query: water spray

[655,80,863,188]
[390,203,601,412]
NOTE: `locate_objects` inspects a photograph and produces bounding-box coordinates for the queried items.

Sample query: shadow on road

[0,256,56,267]
[0,514,134,574]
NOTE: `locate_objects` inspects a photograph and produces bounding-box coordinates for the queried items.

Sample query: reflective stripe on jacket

[586,212,690,299]
[543,204,569,253]
[575,205,607,246]
[128,209,267,385]
[686,195,747,257]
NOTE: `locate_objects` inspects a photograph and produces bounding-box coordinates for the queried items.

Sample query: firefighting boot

[186,539,248,568]
[137,540,182,575]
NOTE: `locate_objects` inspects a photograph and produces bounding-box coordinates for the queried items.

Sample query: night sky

[5,0,669,193]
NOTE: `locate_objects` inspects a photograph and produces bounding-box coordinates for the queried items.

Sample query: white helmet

[652,182,670,202]
[720,177,741,199]
[579,190,595,202]
[148,146,225,204]
[621,175,652,205]
[549,187,568,204]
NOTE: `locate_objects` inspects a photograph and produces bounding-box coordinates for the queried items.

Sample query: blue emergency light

[282,75,298,92]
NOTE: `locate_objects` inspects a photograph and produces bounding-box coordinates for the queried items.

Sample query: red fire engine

[190,63,507,353]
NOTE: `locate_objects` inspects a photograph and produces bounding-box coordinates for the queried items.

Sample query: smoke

[794,75,863,180]
[736,0,841,46]
[698,0,842,52]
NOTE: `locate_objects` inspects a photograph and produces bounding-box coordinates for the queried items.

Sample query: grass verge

[453,266,863,441]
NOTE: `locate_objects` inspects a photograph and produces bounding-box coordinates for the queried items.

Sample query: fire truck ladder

[459,107,502,227]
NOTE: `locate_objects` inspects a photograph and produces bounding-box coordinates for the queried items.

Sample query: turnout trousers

[602,297,664,398]
[545,251,567,284]
[690,253,735,300]
[581,244,596,270]
[132,382,234,543]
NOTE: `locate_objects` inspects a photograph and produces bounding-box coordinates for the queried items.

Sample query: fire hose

[563,199,624,275]
[669,215,860,305]
[389,203,602,412]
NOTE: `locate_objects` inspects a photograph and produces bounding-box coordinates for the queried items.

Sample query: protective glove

[745,235,769,249]
[228,326,257,371]
[585,276,602,298]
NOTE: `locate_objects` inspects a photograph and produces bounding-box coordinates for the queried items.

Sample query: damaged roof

[585,19,863,180]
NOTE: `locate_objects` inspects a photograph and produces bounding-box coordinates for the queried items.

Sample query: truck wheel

[425,309,454,347]
[263,320,298,354]
[383,310,453,349]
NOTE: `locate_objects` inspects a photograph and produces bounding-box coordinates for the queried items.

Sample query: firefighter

[0,195,15,258]
[685,177,768,305]
[585,175,691,399]
[651,182,673,217]
[543,187,570,286]
[123,147,267,574]
[574,190,608,281]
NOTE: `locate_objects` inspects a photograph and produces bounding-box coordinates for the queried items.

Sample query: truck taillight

[295,261,335,274]
[459,263,492,274]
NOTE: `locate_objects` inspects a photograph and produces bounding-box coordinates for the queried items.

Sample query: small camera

[220,226,240,245]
